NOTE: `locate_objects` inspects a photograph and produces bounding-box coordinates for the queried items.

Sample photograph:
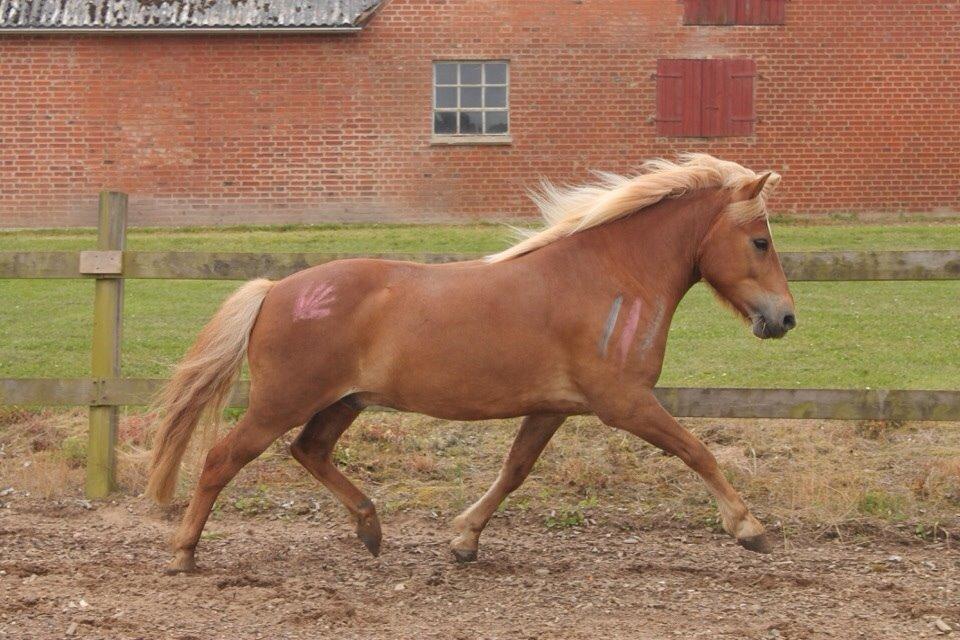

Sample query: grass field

[1,221,959,388]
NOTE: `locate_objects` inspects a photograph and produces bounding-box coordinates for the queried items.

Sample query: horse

[147,153,797,574]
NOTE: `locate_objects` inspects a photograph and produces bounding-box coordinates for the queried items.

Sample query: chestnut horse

[147,154,796,574]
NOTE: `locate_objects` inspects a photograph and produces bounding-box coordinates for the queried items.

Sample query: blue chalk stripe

[598,294,623,356]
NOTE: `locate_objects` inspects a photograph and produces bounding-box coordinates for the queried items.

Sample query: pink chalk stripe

[617,299,642,367]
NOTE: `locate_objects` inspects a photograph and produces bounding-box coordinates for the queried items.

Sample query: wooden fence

[2,192,960,498]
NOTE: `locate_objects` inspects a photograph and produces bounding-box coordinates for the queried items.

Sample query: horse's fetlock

[356,498,377,519]
[165,548,198,575]
[451,512,478,534]
[732,513,765,540]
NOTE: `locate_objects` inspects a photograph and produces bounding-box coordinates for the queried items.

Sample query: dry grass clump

[0,408,86,498]
[1,408,958,540]
[0,407,153,498]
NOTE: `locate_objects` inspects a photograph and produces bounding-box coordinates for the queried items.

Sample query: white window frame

[431,60,511,145]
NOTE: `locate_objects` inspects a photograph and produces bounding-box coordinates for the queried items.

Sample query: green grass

[1,221,958,388]
[3,219,960,252]
[0,224,509,253]
[857,489,907,521]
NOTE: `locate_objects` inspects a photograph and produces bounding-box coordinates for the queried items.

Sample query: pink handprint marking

[294,283,336,321]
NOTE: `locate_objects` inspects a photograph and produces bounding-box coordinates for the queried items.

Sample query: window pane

[484,86,506,108]
[485,62,507,85]
[435,63,458,85]
[484,110,509,134]
[460,63,482,84]
[460,111,482,134]
[434,111,457,135]
[435,87,457,109]
[460,86,482,108]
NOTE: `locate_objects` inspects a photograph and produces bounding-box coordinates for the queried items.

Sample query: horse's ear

[747,173,771,199]
[748,172,781,200]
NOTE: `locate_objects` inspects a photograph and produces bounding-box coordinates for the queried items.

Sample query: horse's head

[697,172,796,339]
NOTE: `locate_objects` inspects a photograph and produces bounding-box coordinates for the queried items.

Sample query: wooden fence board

[0,251,79,278]
[0,378,95,405]
[1,250,959,281]
[653,387,960,421]
[777,250,960,281]
[123,251,479,280]
[2,378,957,421]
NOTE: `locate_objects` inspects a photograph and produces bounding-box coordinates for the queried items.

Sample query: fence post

[85,192,127,498]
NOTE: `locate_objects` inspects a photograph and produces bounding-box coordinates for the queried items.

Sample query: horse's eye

[752,238,770,251]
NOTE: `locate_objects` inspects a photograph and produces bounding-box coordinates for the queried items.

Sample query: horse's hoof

[354,499,382,557]
[356,521,382,558]
[163,553,197,575]
[451,547,478,563]
[357,529,381,557]
[737,533,773,554]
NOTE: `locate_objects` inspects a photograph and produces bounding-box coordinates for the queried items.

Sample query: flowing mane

[486,153,780,263]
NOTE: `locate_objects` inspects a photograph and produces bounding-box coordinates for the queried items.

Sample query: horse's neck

[568,189,724,306]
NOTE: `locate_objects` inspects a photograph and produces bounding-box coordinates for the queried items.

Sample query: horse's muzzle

[752,311,797,340]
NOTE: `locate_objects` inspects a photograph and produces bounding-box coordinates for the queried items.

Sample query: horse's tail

[146,278,274,505]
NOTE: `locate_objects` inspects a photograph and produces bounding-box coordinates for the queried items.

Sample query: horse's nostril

[782,314,797,330]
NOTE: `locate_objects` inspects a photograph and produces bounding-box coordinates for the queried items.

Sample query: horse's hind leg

[289,401,382,557]
[450,414,565,562]
[166,411,295,574]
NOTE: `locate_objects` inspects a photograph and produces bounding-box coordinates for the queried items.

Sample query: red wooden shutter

[656,59,702,137]
[684,0,785,25]
[725,58,756,136]
[701,59,756,136]
[737,0,786,25]
[682,0,701,23]
[657,58,755,137]
[700,60,725,137]
[684,0,738,25]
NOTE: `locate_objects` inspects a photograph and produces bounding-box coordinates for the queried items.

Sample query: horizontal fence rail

[1,249,959,281]
[2,378,959,422]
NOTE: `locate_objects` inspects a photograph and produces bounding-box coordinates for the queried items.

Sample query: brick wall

[1,0,958,227]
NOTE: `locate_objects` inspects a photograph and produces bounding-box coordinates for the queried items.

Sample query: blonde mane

[486,153,780,263]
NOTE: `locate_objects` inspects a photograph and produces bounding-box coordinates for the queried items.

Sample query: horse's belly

[359,338,588,419]
[360,385,589,421]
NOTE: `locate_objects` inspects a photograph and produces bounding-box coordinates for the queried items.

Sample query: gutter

[0,26,363,34]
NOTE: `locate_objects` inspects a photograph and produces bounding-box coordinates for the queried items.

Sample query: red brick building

[1,0,958,227]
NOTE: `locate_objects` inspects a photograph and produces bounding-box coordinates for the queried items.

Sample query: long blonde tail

[145,278,274,504]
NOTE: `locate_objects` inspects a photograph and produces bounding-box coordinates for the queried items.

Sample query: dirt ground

[2,495,958,640]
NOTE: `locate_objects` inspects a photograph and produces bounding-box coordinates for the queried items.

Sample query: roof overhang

[0,26,363,33]
[0,0,383,34]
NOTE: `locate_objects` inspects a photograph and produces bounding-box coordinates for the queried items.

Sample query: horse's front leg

[450,414,566,562]
[595,391,771,553]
